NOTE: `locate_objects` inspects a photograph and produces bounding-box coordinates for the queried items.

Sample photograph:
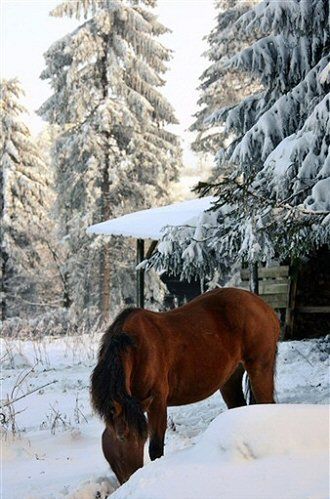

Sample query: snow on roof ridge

[86,196,217,240]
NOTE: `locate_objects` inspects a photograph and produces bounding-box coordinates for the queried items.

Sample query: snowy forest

[2,0,182,328]
[1,0,330,498]
[1,0,329,330]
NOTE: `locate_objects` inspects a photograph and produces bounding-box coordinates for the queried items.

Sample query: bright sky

[1,0,216,167]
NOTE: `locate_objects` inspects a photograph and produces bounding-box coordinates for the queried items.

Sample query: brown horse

[91,288,280,484]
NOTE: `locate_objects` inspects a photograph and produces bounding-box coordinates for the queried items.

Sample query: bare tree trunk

[1,163,8,321]
[99,38,112,322]
[1,249,8,322]
[62,270,72,309]
[99,165,111,321]
[43,237,72,310]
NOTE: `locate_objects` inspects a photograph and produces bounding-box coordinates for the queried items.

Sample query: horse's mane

[91,308,148,439]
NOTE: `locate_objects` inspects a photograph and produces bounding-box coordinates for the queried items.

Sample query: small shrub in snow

[2,307,102,339]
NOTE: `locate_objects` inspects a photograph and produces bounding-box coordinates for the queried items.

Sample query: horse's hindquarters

[167,334,242,406]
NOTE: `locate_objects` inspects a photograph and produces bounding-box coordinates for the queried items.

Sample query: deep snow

[112,405,329,499]
[1,334,329,498]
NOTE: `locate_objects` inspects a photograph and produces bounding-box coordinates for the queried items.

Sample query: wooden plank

[260,294,288,308]
[241,266,289,280]
[237,292,288,307]
[259,282,289,295]
[241,277,289,286]
[239,283,288,295]
[262,278,290,284]
[296,306,330,313]
[260,266,289,278]
[239,284,249,290]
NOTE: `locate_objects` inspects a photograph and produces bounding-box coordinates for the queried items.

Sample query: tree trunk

[63,206,72,310]
[99,38,112,321]
[1,248,8,322]
[63,270,72,309]
[0,163,8,321]
[99,243,111,320]
[99,166,111,320]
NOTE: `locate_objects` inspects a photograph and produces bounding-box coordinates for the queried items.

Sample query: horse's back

[164,287,279,339]
[124,287,279,348]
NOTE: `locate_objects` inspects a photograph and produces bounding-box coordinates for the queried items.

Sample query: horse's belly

[165,329,242,406]
[168,386,220,406]
[167,357,236,406]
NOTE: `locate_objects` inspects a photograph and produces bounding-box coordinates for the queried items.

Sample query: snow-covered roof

[87,196,217,240]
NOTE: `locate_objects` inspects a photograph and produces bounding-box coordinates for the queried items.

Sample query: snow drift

[2,336,329,498]
[112,404,329,499]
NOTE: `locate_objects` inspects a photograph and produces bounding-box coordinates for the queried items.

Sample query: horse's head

[102,397,152,484]
[102,425,143,484]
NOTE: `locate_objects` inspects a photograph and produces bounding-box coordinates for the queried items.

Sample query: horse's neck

[121,349,134,396]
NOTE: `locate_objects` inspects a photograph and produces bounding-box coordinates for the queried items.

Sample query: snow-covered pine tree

[209,0,329,260]
[38,0,181,320]
[147,0,330,283]
[191,0,259,161]
[0,79,54,319]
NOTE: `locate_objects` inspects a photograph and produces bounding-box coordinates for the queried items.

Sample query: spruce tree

[206,0,330,262]
[148,0,329,282]
[191,0,259,160]
[39,0,181,319]
[0,79,52,319]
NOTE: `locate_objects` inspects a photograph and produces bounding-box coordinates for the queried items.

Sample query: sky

[1,0,217,168]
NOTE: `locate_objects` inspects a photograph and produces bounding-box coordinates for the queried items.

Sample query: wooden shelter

[87,197,216,308]
[87,200,329,339]
[240,247,330,339]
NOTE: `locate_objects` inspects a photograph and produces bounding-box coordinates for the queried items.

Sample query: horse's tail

[243,371,257,405]
[91,309,148,439]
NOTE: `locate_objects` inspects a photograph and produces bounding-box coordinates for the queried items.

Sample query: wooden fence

[240,263,330,339]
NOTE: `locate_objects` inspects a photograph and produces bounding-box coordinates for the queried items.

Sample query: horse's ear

[113,401,123,417]
[140,395,153,413]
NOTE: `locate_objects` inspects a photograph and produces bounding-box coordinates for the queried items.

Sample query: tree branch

[1,380,58,409]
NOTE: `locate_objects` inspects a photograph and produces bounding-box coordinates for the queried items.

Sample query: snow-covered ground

[1,334,329,499]
[113,404,329,499]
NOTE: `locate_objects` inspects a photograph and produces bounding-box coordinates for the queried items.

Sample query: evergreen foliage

[148,0,330,282]
[0,79,55,319]
[191,0,259,159]
[39,0,181,318]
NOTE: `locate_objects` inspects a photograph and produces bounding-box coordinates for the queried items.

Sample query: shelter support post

[136,239,145,308]
[284,263,298,340]
[249,262,259,294]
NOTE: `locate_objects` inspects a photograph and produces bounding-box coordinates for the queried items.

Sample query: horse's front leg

[147,399,167,461]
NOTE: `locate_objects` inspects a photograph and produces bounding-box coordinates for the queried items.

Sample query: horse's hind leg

[220,364,247,408]
[244,356,276,404]
[147,398,168,461]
